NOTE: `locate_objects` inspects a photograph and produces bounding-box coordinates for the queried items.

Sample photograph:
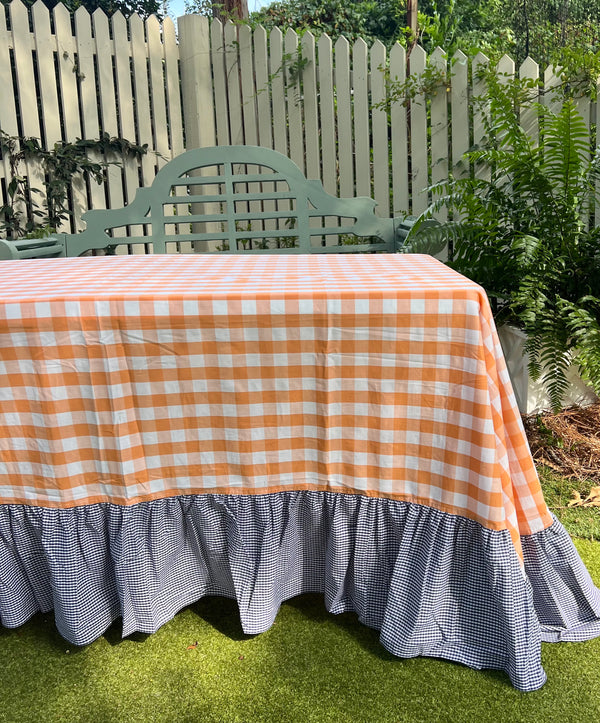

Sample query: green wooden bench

[0,145,411,260]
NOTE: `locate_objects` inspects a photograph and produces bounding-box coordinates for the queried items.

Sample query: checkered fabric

[0,254,551,559]
[0,491,554,691]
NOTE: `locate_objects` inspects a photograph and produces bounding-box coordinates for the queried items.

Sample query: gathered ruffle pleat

[1,493,599,690]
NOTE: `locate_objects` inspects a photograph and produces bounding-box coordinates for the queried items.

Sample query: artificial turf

[0,538,599,723]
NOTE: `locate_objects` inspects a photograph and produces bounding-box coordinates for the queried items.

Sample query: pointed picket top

[334,34,349,53]
[31,0,50,27]
[128,9,144,35]
[92,7,109,23]
[452,48,468,67]
[111,10,127,32]
[52,0,73,29]
[32,0,50,17]
[9,0,29,27]
[389,41,406,74]
[520,56,539,79]
[353,36,368,55]
[9,0,27,15]
[74,4,91,23]
[497,53,515,81]
[430,46,447,72]
[224,19,238,37]
[284,26,298,44]
[409,43,427,73]
[472,50,489,71]
[302,29,315,47]
[317,32,332,52]
[371,38,386,57]
[270,25,283,45]
[146,13,161,34]
[253,23,267,41]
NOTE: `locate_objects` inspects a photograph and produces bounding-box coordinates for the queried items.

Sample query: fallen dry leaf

[567,490,583,507]
[582,486,600,507]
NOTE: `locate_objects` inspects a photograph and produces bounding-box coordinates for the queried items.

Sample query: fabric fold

[0,493,599,691]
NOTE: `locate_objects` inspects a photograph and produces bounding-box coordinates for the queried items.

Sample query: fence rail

[1,1,598,242]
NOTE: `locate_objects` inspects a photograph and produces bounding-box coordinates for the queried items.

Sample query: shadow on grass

[188,595,257,641]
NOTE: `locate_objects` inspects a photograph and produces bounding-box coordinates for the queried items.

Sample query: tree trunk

[213,0,249,20]
[407,0,418,36]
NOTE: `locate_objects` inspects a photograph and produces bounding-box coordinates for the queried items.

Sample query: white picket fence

[0,1,598,239]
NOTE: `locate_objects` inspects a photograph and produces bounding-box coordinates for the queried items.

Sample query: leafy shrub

[408,69,600,410]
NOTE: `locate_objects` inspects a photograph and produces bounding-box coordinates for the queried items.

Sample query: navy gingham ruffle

[1,492,599,691]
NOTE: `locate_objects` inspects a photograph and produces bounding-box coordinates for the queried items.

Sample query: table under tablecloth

[1,253,599,691]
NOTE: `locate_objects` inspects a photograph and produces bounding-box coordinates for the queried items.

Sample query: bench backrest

[32,145,399,258]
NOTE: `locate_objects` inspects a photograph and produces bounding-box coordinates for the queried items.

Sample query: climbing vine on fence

[0,132,148,239]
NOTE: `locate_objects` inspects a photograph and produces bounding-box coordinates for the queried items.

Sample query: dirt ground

[523,402,600,483]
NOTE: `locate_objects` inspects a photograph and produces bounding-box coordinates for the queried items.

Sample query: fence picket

[253,25,273,150]
[519,57,540,144]
[472,51,489,181]
[163,17,184,157]
[239,24,258,147]
[225,21,244,146]
[147,15,169,162]
[93,9,125,242]
[31,2,61,147]
[409,45,428,215]
[74,7,106,220]
[10,0,46,224]
[317,34,336,197]
[370,40,389,218]
[451,50,469,179]
[285,28,304,172]
[335,36,353,200]
[112,10,143,248]
[269,28,287,157]
[429,47,448,224]
[301,31,319,182]
[53,4,88,231]
[389,42,409,216]
[0,3,24,225]
[211,19,230,146]
[353,38,370,199]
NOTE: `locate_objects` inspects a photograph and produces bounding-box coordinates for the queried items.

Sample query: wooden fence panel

[4,5,600,247]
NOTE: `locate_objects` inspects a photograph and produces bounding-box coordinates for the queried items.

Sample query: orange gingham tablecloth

[0,253,552,555]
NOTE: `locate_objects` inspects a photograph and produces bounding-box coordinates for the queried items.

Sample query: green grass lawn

[1,489,599,723]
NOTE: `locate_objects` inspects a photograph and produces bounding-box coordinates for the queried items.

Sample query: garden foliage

[408,69,600,411]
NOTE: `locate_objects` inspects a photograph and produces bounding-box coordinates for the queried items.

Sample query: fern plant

[407,70,600,411]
